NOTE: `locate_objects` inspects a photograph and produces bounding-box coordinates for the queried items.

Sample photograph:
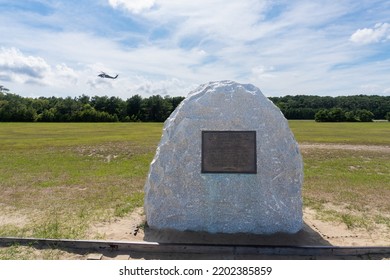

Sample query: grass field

[0,123,162,239]
[0,121,389,247]
[289,120,390,145]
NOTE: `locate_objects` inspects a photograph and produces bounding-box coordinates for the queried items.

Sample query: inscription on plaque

[202,131,257,173]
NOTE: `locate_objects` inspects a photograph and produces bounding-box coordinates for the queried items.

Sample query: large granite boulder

[144,80,303,234]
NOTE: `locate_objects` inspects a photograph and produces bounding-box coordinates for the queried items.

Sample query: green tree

[90,95,126,121]
[71,104,118,122]
[37,108,58,122]
[354,109,374,122]
[0,85,10,93]
[328,108,346,122]
[167,96,185,111]
[53,97,82,121]
[78,94,90,105]
[142,95,173,122]
[0,93,37,121]
[314,109,330,122]
[315,108,345,122]
[126,94,143,121]
[345,111,358,122]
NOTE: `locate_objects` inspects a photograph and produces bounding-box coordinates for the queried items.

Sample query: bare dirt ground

[86,206,390,247]
[0,209,29,229]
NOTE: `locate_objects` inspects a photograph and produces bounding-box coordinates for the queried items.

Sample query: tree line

[0,92,184,122]
[1,89,389,122]
[269,95,390,122]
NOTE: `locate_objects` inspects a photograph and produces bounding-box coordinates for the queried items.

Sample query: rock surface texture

[144,81,303,234]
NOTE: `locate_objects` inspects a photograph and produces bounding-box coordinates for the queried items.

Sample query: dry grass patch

[302,145,390,231]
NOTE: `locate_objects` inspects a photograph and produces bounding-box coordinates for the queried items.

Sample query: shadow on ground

[143,222,332,246]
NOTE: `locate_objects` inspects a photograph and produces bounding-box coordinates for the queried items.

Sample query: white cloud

[0,47,80,87]
[251,65,276,81]
[87,78,113,90]
[0,47,50,83]
[52,64,78,86]
[130,76,193,96]
[145,0,270,43]
[108,0,155,14]
[350,23,390,44]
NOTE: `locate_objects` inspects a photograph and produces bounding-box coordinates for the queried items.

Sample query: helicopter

[98,71,118,79]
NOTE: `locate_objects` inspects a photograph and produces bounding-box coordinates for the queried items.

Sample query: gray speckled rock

[144,81,303,234]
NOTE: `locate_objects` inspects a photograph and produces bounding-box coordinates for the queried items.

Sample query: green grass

[114,192,144,217]
[302,148,390,230]
[0,243,83,260]
[0,122,162,150]
[289,120,390,145]
[0,121,389,253]
[0,123,163,240]
[303,149,390,206]
[295,121,390,230]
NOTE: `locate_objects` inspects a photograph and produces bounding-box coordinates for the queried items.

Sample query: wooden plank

[1,237,389,257]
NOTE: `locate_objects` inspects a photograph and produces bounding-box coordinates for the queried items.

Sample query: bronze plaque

[202,131,257,173]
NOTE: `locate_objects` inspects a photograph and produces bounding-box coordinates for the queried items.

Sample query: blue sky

[0,0,390,98]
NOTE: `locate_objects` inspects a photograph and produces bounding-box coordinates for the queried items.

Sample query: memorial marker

[144,80,303,234]
[201,131,257,174]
